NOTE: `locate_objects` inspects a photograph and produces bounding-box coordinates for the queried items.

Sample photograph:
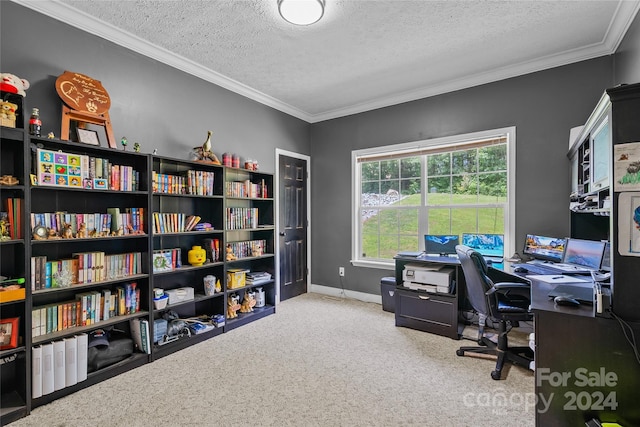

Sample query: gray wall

[614,9,640,85]
[310,59,614,294]
[309,9,640,296]
[1,2,310,171]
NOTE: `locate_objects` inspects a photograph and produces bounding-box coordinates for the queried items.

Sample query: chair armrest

[486,282,530,295]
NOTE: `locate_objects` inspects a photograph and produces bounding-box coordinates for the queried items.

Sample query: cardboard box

[165,287,194,305]
[227,269,249,289]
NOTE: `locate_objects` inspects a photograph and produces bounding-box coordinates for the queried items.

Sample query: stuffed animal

[0,100,17,120]
[0,73,30,97]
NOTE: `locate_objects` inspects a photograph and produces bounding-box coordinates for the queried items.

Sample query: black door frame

[275,149,311,303]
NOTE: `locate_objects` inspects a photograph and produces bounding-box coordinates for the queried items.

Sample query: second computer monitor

[424,234,459,256]
[562,238,606,270]
[462,233,504,257]
[523,234,565,263]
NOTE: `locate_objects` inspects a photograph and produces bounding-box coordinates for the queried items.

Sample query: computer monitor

[523,234,565,263]
[562,238,606,270]
[424,234,459,256]
[462,233,504,258]
[600,241,611,272]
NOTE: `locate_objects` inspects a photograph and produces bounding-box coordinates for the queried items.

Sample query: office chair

[455,245,534,380]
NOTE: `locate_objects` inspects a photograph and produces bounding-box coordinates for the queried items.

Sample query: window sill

[351,259,395,270]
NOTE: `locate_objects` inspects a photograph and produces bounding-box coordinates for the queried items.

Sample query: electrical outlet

[339,267,345,277]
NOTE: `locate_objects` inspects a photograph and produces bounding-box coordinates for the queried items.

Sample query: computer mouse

[514,266,528,273]
[554,295,581,307]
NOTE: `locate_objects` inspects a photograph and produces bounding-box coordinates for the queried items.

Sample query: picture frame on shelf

[76,128,100,146]
[0,317,19,350]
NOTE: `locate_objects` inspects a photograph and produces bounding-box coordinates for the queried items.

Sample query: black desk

[499,262,640,426]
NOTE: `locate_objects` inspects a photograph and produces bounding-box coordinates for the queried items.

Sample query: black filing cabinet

[393,256,465,339]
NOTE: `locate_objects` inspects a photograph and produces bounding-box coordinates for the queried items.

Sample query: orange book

[62,303,68,330]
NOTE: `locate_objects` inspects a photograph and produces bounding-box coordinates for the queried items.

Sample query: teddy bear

[0,100,17,121]
[1,73,30,97]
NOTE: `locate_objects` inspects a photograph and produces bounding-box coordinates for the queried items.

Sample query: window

[352,127,515,268]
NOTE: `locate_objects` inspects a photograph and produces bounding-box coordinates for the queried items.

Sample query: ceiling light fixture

[278,0,325,26]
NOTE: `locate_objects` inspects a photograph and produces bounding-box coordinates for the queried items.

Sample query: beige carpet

[10,293,534,426]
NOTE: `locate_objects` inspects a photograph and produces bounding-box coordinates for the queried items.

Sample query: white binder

[41,342,54,395]
[53,340,66,391]
[32,345,43,398]
[76,333,88,382]
[64,336,78,387]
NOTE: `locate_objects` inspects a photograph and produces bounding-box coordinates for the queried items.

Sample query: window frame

[351,127,516,269]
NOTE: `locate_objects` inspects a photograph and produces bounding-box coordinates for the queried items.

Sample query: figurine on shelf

[61,223,73,239]
[125,224,145,235]
[111,226,124,236]
[120,136,128,151]
[227,293,240,319]
[76,222,87,238]
[0,175,19,186]
[133,141,140,152]
[0,214,10,241]
[225,244,237,261]
[192,130,221,164]
[240,291,255,313]
[47,132,55,139]
[47,228,60,239]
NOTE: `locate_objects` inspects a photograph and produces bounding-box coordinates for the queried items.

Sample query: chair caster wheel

[491,370,502,380]
[456,349,464,357]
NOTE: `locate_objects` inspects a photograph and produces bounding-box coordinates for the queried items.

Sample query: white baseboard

[309,284,382,305]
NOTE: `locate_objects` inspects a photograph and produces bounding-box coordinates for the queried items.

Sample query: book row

[226,207,259,230]
[32,282,142,337]
[152,169,216,196]
[152,212,203,234]
[36,148,140,191]
[228,239,267,259]
[225,179,268,198]
[0,197,23,240]
[31,251,143,290]
[30,207,145,237]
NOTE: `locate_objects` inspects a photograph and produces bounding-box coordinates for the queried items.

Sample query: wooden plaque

[55,71,111,115]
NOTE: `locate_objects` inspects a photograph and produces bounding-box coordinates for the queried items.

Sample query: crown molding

[13,0,640,124]
[308,1,640,123]
[12,0,314,123]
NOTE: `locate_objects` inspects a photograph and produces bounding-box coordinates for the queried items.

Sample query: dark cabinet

[393,256,465,340]
[0,110,29,425]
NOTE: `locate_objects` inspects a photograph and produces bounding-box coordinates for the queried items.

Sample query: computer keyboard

[512,263,558,275]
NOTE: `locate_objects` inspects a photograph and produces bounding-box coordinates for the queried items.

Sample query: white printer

[402,263,454,293]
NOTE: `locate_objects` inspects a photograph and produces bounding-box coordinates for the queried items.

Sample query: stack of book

[246,271,272,285]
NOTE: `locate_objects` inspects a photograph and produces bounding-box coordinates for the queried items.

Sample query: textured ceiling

[15,0,640,122]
